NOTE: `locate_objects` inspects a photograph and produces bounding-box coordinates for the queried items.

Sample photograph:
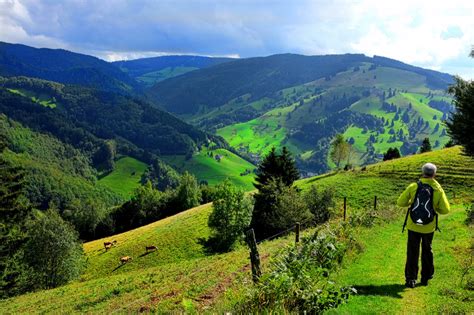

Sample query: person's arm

[397,183,417,207]
[435,188,450,215]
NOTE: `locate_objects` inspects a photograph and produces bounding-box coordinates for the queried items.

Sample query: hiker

[397,162,450,288]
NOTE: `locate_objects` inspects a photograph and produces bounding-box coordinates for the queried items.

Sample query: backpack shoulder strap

[402,181,421,233]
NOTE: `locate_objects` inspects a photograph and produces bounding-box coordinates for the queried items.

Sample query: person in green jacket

[397,162,450,288]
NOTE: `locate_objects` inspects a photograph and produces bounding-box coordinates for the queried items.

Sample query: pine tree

[0,137,30,297]
[383,147,401,161]
[420,138,432,153]
[446,76,474,156]
[254,147,299,190]
[278,146,299,186]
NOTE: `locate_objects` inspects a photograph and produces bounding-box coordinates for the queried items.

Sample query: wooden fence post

[246,229,261,283]
[295,222,300,244]
[343,197,347,221]
[374,195,377,211]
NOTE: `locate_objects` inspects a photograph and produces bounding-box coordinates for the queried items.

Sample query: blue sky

[1,0,473,78]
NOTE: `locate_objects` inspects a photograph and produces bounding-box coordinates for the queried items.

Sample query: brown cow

[145,245,157,253]
[120,256,132,264]
[104,240,117,250]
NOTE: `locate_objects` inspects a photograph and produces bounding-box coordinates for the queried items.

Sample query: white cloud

[0,0,472,78]
[0,0,66,48]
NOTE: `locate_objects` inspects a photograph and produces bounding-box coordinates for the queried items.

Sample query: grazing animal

[145,245,157,253]
[104,240,117,250]
[120,256,132,264]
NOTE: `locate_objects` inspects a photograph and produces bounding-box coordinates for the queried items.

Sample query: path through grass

[328,205,473,314]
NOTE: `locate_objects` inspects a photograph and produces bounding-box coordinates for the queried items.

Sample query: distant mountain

[146,53,455,174]
[113,55,233,87]
[0,42,139,94]
[147,53,453,115]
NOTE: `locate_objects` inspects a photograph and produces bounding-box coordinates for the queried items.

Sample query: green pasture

[98,156,148,198]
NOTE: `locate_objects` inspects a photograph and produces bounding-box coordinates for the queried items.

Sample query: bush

[22,209,85,290]
[305,185,335,224]
[207,179,253,252]
[200,184,217,204]
[174,171,201,211]
[252,178,312,240]
[241,228,354,313]
[111,181,171,232]
[348,208,377,227]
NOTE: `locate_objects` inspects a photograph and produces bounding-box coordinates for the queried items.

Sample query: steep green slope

[1,147,471,313]
[99,157,149,198]
[0,115,122,238]
[213,64,453,174]
[0,76,215,158]
[162,148,256,190]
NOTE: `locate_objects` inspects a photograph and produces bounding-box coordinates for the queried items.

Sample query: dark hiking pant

[405,230,434,282]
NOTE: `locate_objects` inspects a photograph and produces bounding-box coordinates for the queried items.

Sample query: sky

[1,0,473,79]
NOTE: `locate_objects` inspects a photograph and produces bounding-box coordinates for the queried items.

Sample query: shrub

[252,178,312,240]
[207,179,253,252]
[22,209,85,290]
[174,171,201,211]
[305,185,335,224]
[349,208,377,227]
[241,228,354,313]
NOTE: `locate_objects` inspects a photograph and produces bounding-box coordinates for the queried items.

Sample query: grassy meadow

[98,156,148,198]
[7,88,58,108]
[163,148,256,190]
[1,146,472,313]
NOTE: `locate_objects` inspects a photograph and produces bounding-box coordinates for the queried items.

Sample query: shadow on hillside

[197,237,233,255]
[139,251,153,258]
[112,264,125,272]
[353,284,405,298]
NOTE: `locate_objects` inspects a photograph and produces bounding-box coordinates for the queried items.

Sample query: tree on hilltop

[254,147,299,190]
[383,147,401,161]
[330,134,350,169]
[420,138,432,153]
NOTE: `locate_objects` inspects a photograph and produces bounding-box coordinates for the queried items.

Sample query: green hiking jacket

[397,178,450,233]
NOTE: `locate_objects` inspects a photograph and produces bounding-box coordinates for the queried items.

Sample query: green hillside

[1,147,471,313]
[213,65,453,173]
[98,156,149,198]
[162,148,256,190]
[147,54,454,175]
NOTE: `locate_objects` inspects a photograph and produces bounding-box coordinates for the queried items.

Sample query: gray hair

[422,163,437,177]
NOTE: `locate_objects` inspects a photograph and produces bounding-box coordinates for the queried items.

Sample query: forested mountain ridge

[114,55,233,87]
[0,76,219,160]
[0,42,139,94]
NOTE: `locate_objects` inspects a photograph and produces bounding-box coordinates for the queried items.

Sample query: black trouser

[405,230,434,282]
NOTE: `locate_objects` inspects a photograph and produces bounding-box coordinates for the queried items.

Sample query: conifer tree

[420,138,432,153]
[254,147,299,190]
[0,137,30,297]
[446,76,474,156]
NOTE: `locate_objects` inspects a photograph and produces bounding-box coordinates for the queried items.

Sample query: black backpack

[402,181,439,232]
